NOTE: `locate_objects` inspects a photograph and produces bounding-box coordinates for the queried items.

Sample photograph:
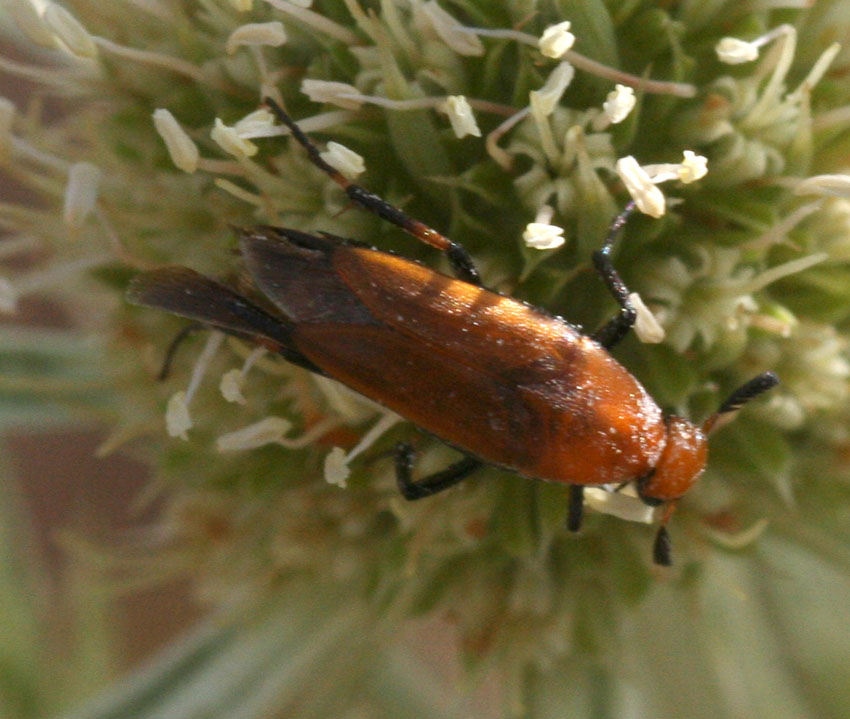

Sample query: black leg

[567,485,585,532]
[263,98,482,286]
[653,526,673,566]
[591,202,638,350]
[394,442,482,500]
[158,323,203,380]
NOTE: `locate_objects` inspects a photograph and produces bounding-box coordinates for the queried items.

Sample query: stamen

[530,62,574,116]
[7,0,56,48]
[323,411,402,487]
[602,84,636,124]
[630,292,665,343]
[185,332,225,405]
[319,141,366,179]
[438,96,481,138]
[63,162,101,229]
[166,391,193,440]
[217,416,293,451]
[43,4,97,58]
[420,1,484,57]
[225,21,287,55]
[263,0,360,45]
[538,22,575,59]
[301,79,364,110]
[153,109,200,174]
[211,119,259,158]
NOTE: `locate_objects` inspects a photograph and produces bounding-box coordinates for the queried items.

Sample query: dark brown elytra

[127,98,778,565]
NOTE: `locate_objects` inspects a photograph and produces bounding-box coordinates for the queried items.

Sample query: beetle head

[638,372,780,505]
[638,416,708,503]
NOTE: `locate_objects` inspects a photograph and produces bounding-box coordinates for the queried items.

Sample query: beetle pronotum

[128,98,778,565]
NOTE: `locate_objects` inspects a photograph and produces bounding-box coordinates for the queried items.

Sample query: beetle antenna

[262,97,482,285]
[702,371,779,434]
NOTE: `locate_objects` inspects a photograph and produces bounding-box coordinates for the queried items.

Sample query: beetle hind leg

[263,97,482,286]
[394,442,482,500]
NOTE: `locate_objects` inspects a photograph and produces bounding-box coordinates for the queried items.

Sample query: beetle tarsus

[567,485,585,532]
[591,202,638,350]
[653,526,673,566]
[394,442,482,500]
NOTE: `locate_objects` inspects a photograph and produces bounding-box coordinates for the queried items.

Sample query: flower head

[3,2,850,717]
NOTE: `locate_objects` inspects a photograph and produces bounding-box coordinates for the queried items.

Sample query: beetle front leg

[591,202,638,350]
[394,443,482,500]
[652,500,678,566]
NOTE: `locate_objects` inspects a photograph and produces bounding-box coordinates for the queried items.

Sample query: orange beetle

[128,99,778,565]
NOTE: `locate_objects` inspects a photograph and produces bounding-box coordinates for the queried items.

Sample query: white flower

[615,153,708,218]
[43,3,97,59]
[225,22,287,54]
[216,417,294,452]
[538,22,575,59]
[301,79,363,110]
[233,109,277,139]
[615,156,666,218]
[794,174,850,199]
[529,62,574,116]
[166,391,193,440]
[715,37,759,64]
[522,222,565,250]
[7,0,56,48]
[324,447,350,488]
[716,25,795,65]
[678,150,708,183]
[319,141,365,179]
[641,153,709,185]
[320,411,401,488]
[584,486,656,524]
[152,109,200,173]
[602,84,635,124]
[211,118,259,158]
[629,292,665,343]
[420,1,484,57]
[63,162,101,228]
[438,95,481,138]
[220,369,247,404]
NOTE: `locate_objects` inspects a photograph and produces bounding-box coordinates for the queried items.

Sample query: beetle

[127,98,778,565]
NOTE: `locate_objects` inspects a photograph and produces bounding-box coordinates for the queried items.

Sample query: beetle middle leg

[591,201,638,350]
[566,485,585,532]
[394,442,482,500]
[263,98,482,286]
